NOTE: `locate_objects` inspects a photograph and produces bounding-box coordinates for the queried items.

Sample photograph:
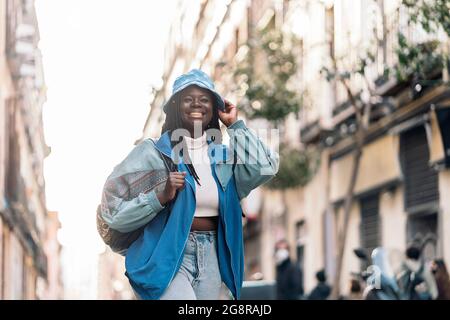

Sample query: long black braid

[161,90,221,186]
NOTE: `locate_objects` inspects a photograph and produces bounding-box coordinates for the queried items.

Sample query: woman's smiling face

[179,85,214,135]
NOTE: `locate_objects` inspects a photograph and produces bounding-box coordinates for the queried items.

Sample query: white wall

[439,170,450,269]
[380,187,406,253]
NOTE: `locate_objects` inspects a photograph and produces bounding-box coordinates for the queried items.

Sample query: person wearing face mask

[274,239,304,300]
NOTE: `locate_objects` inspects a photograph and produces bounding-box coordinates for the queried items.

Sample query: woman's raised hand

[218,99,238,127]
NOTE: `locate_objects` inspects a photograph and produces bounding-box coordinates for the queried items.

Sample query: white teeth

[190,112,203,117]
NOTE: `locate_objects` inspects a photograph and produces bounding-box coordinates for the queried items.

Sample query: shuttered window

[400,125,439,211]
[360,193,380,260]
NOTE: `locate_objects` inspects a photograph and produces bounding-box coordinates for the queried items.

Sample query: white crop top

[184,132,219,217]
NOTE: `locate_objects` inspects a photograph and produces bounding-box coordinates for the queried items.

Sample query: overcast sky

[35,0,176,298]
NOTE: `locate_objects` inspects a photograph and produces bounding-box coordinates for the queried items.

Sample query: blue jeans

[158,230,223,300]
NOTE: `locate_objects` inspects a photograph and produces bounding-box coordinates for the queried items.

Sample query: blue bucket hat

[162,69,225,113]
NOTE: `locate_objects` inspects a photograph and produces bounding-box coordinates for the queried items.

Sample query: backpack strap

[149,137,178,172]
[151,138,178,212]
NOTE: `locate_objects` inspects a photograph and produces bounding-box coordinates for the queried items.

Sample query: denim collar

[155,131,232,165]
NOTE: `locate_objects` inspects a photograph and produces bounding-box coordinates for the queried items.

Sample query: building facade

[293,0,450,296]
[97,247,135,300]
[0,0,62,299]
[39,211,63,299]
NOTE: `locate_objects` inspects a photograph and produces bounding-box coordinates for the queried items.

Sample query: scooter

[353,247,402,300]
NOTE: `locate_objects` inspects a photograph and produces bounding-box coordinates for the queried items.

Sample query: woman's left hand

[218,99,238,127]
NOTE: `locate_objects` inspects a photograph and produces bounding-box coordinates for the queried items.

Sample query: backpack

[96,145,177,256]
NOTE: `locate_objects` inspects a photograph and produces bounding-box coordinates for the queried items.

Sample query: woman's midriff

[190,216,218,231]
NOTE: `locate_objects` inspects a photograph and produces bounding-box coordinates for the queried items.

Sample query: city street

[0,0,449,301]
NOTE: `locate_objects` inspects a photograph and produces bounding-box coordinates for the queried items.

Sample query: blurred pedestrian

[347,278,362,300]
[274,239,304,300]
[307,269,332,300]
[397,245,438,300]
[431,259,450,300]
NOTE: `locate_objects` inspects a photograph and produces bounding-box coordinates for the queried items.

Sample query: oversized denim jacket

[100,119,279,299]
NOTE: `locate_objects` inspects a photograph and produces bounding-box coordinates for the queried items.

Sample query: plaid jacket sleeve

[100,139,168,233]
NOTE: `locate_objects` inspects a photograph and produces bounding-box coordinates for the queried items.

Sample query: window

[359,193,381,267]
[325,4,335,58]
[400,125,439,212]
[406,213,438,262]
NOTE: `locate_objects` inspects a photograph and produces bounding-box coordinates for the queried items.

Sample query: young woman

[100,69,279,300]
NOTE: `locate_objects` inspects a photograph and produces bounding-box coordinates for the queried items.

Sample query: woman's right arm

[101,188,166,233]
[100,139,187,233]
[100,140,167,233]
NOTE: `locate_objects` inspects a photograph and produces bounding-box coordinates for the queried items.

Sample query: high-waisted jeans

[151,230,223,300]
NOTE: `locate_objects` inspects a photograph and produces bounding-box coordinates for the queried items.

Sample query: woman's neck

[184,131,207,150]
[185,130,204,139]
[184,121,204,139]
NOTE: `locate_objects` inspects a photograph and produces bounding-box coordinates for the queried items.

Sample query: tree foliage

[394,35,444,82]
[266,144,319,190]
[234,27,302,124]
[394,0,450,84]
[402,0,450,37]
[233,26,316,190]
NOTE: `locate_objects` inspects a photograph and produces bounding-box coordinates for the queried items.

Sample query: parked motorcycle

[352,247,403,300]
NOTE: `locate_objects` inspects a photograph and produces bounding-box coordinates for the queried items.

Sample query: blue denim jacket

[101,120,279,299]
